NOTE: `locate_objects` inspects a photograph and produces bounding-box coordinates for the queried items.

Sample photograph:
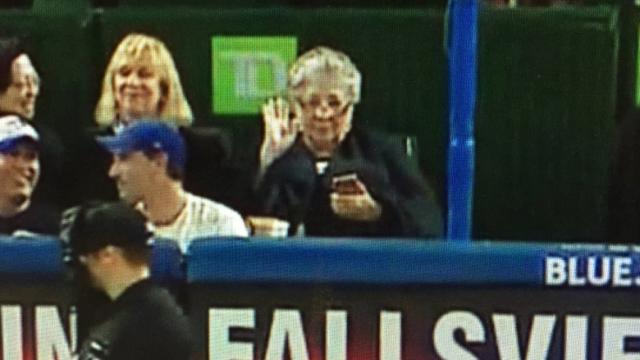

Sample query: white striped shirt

[153,193,248,252]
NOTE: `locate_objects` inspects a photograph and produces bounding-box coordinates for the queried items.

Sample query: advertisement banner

[190,285,640,360]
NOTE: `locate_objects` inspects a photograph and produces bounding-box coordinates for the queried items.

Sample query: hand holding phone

[330,173,382,221]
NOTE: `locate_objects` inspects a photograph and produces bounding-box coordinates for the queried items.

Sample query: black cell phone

[332,173,363,195]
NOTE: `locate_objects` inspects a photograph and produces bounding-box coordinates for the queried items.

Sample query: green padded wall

[474,6,618,241]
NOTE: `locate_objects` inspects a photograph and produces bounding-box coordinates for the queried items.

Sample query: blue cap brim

[96,135,136,155]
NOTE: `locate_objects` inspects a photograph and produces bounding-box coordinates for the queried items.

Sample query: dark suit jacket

[256,126,443,237]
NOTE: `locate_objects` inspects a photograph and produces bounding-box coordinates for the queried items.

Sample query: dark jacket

[256,127,443,237]
[31,121,66,207]
[77,279,192,360]
[0,201,60,235]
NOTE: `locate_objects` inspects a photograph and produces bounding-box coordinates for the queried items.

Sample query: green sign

[212,36,297,115]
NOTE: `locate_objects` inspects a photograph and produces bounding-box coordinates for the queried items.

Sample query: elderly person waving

[250,46,442,238]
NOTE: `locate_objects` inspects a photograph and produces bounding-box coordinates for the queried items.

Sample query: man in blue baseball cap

[97,120,247,252]
[0,114,59,234]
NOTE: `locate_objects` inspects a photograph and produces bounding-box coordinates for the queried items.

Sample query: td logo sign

[212,36,297,114]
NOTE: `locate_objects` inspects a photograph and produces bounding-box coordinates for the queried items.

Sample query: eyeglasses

[296,96,353,117]
[10,76,40,91]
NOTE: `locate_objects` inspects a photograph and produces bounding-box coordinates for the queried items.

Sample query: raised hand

[259,97,301,172]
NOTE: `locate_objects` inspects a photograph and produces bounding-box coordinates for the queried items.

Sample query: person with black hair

[0,36,66,208]
[60,201,192,360]
[0,37,38,120]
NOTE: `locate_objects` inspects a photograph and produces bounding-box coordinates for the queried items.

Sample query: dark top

[31,122,66,207]
[0,201,60,235]
[77,279,192,360]
[256,127,443,237]
[608,109,640,243]
[67,126,118,204]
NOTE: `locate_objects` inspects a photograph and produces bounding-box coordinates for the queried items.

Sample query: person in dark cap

[0,114,59,235]
[60,201,192,360]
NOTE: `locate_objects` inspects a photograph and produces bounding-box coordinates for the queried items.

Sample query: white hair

[288,46,361,104]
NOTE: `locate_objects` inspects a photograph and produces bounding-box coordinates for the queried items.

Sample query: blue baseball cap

[96,120,186,170]
[0,115,39,153]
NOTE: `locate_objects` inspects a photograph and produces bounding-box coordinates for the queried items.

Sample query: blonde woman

[95,33,192,128]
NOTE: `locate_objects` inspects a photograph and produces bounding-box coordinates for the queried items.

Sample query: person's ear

[151,152,169,170]
[97,246,118,264]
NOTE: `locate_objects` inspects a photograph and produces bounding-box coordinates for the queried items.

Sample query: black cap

[60,202,154,261]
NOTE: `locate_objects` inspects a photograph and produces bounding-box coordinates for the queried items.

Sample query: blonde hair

[94,33,193,127]
[288,46,361,104]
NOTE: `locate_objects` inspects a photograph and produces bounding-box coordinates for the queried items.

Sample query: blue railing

[3,235,639,288]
